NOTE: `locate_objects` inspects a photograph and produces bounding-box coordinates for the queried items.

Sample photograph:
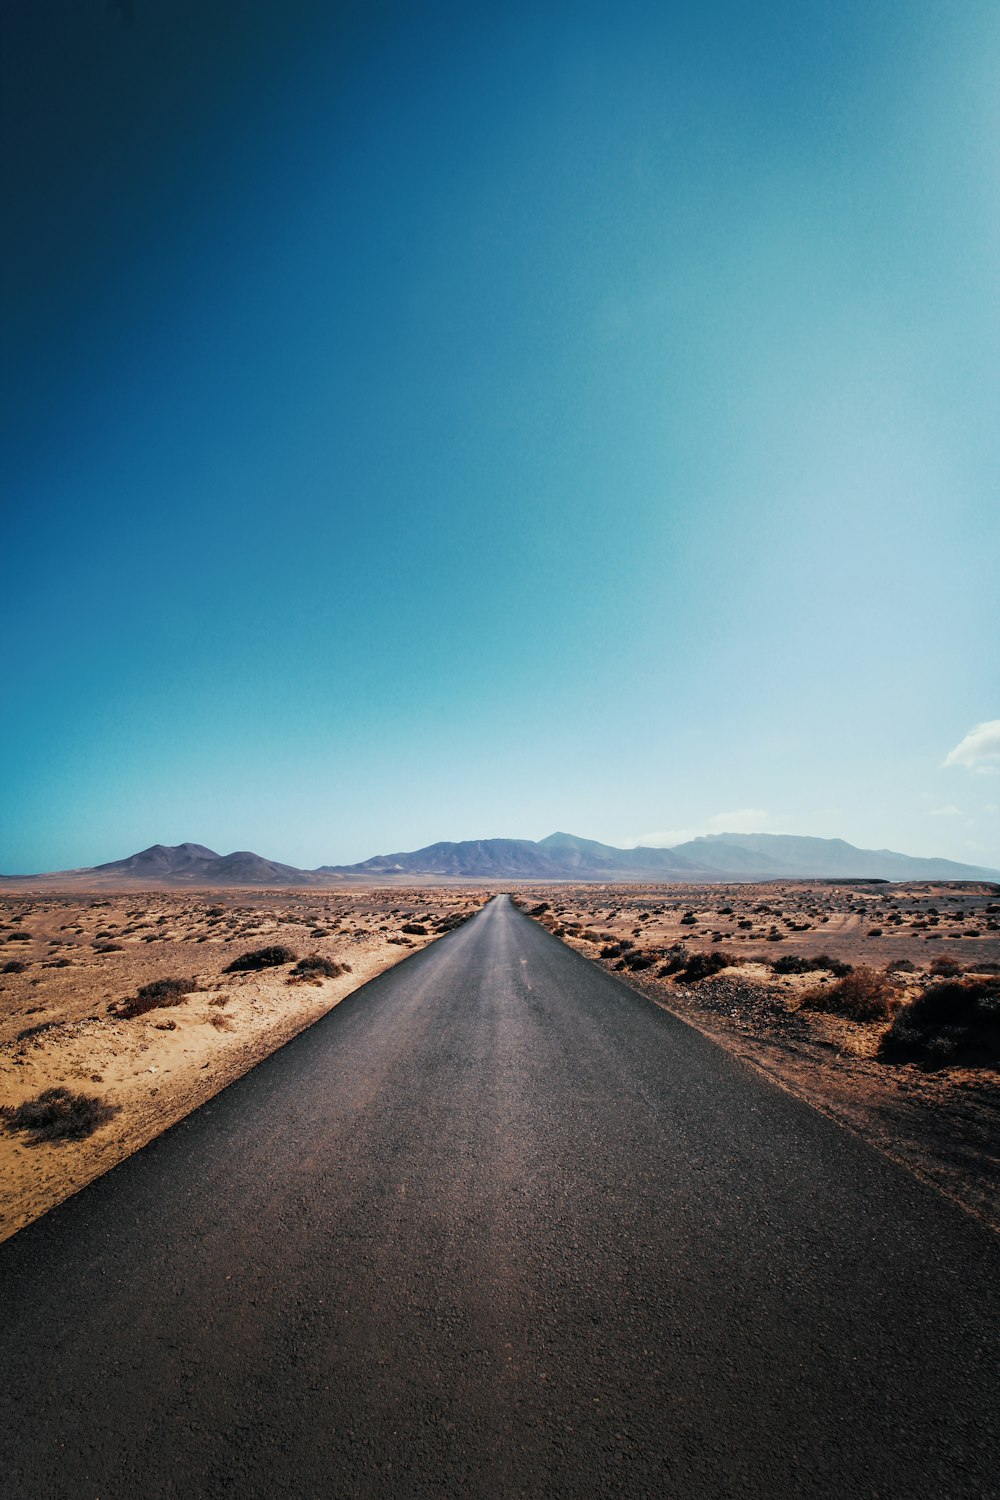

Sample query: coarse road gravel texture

[1,894,997,1498]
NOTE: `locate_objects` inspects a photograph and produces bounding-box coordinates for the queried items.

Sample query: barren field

[512,880,1000,1229]
[0,887,486,1241]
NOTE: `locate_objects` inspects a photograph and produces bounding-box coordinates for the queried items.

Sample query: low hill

[7,843,328,888]
[93,843,221,879]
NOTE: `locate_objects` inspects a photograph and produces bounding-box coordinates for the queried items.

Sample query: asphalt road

[1,894,998,1498]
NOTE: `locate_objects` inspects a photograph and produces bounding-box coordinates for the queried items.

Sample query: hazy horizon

[3,2,998,873]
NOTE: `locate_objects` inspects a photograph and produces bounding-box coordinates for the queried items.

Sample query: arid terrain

[3,877,997,1243]
[0,887,486,1241]
[512,880,1000,1228]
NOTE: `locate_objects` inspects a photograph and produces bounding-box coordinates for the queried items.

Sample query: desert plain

[1,876,998,1242]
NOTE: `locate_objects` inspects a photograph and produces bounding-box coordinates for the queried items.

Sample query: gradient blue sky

[3,0,998,873]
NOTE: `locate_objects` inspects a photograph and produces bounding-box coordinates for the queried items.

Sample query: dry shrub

[618,949,657,972]
[660,950,738,983]
[686,950,740,981]
[224,946,297,973]
[928,954,964,978]
[1,1087,119,1143]
[801,966,900,1023]
[657,945,689,976]
[879,977,1000,1068]
[291,955,350,979]
[16,1020,59,1042]
[113,976,199,1019]
[435,912,469,933]
[401,922,427,936]
[772,953,853,977]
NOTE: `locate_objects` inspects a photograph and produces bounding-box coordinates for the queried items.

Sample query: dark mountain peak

[95,842,220,874]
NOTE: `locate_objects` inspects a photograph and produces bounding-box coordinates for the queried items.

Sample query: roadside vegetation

[2,1087,120,1143]
[224,945,298,973]
[112,976,200,1019]
[880,975,1000,1068]
[514,890,1000,1074]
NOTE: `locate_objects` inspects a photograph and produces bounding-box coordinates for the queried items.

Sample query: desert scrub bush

[929,954,964,978]
[401,923,427,936]
[2,959,28,973]
[657,945,690,976]
[680,950,739,982]
[94,942,124,953]
[16,1020,59,1042]
[800,966,900,1023]
[1,1087,119,1143]
[619,949,657,971]
[224,945,297,973]
[771,953,853,978]
[879,976,1000,1068]
[291,955,351,979]
[112,976,200,1018]
[435,912,469,932]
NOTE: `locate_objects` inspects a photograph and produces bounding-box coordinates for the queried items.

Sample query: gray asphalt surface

[1,894,998,1498]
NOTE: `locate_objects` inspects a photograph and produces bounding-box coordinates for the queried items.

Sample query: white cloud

[985,803,999,815]
[943,720,1000,770]
[707,808,771,833]
[929,804,963,816]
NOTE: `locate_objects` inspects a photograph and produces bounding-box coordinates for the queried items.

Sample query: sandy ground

[512,880,1000,1231]
[0,888,486,1242]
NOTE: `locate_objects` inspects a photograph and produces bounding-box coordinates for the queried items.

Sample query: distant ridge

[4,832,998,886]
[77,843,323,887]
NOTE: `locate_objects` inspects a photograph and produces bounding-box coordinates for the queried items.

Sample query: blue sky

[2,0,998,872]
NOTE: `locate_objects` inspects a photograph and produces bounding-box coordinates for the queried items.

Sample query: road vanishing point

[1,894,998,1498]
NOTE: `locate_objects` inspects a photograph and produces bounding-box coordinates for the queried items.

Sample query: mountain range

[4,832,998,886]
